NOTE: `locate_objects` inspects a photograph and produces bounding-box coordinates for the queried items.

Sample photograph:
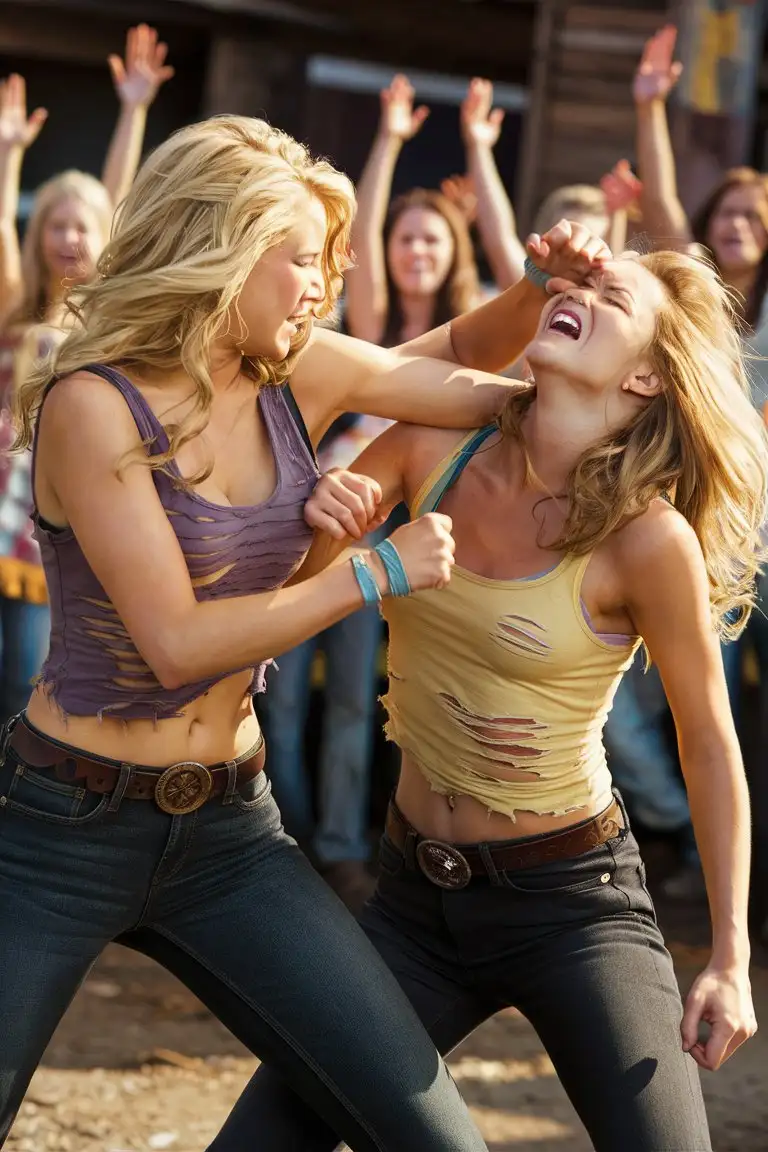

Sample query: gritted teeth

[548,309,582,339]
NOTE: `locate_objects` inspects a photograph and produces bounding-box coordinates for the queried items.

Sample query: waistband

[384,796,625,890]
[2,713,265,816]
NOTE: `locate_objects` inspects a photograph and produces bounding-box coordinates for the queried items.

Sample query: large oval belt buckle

[415,840,471,890]
[155,762,213,815]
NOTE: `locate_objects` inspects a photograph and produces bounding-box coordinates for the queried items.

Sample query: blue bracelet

[374,539,411,598]
[523,256,552,291]
[350,553,382,606]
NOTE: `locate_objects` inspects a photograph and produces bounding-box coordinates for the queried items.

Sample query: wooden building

[1,0,766,231]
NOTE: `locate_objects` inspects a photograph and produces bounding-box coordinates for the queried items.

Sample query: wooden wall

[516,0,667,232]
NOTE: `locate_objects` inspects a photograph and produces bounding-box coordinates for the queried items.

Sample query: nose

[303,268,325,303]
[564,288,590,307]
[64,228,81,249]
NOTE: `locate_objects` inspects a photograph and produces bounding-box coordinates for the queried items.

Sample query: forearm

[636,101,691,247]
[101,103,148,208]
[0,145,23,313]
[680,735,751,966]
[161,558,375,688]
[345,133,402,341]
[397,276,545,373]
[466,142,526,289]
[607,209,628,255]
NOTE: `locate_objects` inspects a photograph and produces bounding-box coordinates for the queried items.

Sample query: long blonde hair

[500,250,768,637]
[4,170,113,330]
[13,116,356,470]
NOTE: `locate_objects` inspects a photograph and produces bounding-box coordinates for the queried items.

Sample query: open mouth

[547,309,582,340]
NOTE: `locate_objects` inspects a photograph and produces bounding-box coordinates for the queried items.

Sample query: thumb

[681,992,704,1052]
[413,105,430,129]
[108,55,126,86]
[490,108,505,130]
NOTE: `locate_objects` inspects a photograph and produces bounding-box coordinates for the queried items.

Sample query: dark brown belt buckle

[154,762,213,815]
[416,840,471,890]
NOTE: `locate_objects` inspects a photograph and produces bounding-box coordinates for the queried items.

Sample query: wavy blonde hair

[13,116,356,471]
[3,170,113,330]
[499,250,768,637]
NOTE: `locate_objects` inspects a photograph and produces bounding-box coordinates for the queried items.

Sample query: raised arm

[393,218,611,370]
[344,75,429,344]
[0,75,47,319]
[101,24,174,209]
[461,78,526,289]
[618,509,755,1072]
[599,159,643,255]
[35,374,453,689]
[633,25,692,249]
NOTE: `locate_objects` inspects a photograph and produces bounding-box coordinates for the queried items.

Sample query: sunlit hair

[381,188,480,347]
[2,170,112,330]
[534,185,608,237]
[691,167,768,330]
[499,250,768,637]
[13,116,356,472]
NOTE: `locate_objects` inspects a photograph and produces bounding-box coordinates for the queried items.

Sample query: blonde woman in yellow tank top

[231,237,768,1152]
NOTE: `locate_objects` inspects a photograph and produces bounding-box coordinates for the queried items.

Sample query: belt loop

[404,829,418,871]
[478,843,501,886]
[222,760,238,806]
[0,712,21,766]
[108,763,133,813]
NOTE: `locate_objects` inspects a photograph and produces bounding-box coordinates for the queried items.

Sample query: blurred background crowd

[1,0,768,936]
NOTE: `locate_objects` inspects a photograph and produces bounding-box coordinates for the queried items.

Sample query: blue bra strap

[419,424,497,513]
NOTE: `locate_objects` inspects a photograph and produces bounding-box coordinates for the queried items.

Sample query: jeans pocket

[231,770,273,813]
[0,757,109,826]
[500,845,615,896]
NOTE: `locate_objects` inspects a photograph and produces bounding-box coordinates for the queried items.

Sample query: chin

[525,335,577,373]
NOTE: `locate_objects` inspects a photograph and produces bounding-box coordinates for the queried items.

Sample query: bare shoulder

[397,424,475,504]
[611,499,705,586]
[38,370,142,451]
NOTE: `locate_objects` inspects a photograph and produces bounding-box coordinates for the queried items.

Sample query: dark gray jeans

[214,793,711,1152]
[0,721,486,1152]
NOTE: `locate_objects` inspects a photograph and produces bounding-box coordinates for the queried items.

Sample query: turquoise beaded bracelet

[523,256,552,291]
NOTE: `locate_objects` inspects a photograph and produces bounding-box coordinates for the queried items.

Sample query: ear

[621,363,662,399]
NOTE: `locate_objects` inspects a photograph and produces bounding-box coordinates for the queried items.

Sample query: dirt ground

[7,877,768,1152]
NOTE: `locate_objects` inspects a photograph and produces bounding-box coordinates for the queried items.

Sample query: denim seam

[157,811,199,883]
[643,932,708,1141]
[134,818,185,928]
[148,924,385,1150]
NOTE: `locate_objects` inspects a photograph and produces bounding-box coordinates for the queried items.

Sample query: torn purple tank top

[32,364,319,720]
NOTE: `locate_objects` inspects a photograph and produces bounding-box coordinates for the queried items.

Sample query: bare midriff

[25,669,262,767]
[394,754,609,844]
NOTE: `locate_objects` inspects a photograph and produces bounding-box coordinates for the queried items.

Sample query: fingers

[305,471,382,540]
[107,55,126,87]
[413,105,430,131]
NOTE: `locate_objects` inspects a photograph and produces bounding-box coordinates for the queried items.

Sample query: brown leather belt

[7,716,266,816]
[384,797,625,890]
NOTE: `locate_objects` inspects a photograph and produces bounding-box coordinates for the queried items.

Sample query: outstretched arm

[101,24,174,209]
[344,74,429,344]
[619,509,755,1072]
[0,74,47,319]
[599,159,643,255]
[633,25,692,249]
[461,78,526,289]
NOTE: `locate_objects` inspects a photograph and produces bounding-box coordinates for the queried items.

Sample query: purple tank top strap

[78,363,170,450]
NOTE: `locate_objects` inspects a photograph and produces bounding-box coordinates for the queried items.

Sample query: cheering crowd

[0,18,766,1152]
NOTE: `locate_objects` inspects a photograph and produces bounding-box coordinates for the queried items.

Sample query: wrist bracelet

[374,539,411,598]
[523,256,552,291]
[350,553,382,606]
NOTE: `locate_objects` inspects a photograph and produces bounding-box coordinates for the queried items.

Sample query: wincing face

[40,195,106,286]
[706,184,768,276]
[386,206,455,299]
[233,194,328,362]
[525,257,666,400]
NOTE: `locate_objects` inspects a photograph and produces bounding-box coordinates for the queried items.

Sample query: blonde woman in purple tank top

[0,115,608,1150]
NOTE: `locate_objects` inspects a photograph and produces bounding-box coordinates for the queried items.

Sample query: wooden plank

[547,101,636,134]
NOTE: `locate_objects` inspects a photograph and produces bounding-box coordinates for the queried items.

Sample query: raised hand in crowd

[460,77,526,289]
[378,73,430,143]
[0,75,48,316]
[102,24,175,208]
[440,173,478,228]
[599,159,643,253]
[632,25,691,249]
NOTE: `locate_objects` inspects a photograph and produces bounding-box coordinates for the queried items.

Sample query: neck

[509,372,632,492]
[721,266,757,305]
[139,347,246,395]
[397,293,436,337]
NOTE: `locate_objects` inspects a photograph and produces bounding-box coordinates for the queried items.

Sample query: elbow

[148,627,196,692]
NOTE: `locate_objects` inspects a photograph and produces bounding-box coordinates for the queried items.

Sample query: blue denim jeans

[0,718,487,1152]
[215,792,711,1152]
[0,596,49,725]
[260,604,383,864]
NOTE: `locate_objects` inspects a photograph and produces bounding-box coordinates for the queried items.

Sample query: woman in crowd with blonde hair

[0,25,173,726]
[0,103,607,1147]
[227,244,765,1151]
